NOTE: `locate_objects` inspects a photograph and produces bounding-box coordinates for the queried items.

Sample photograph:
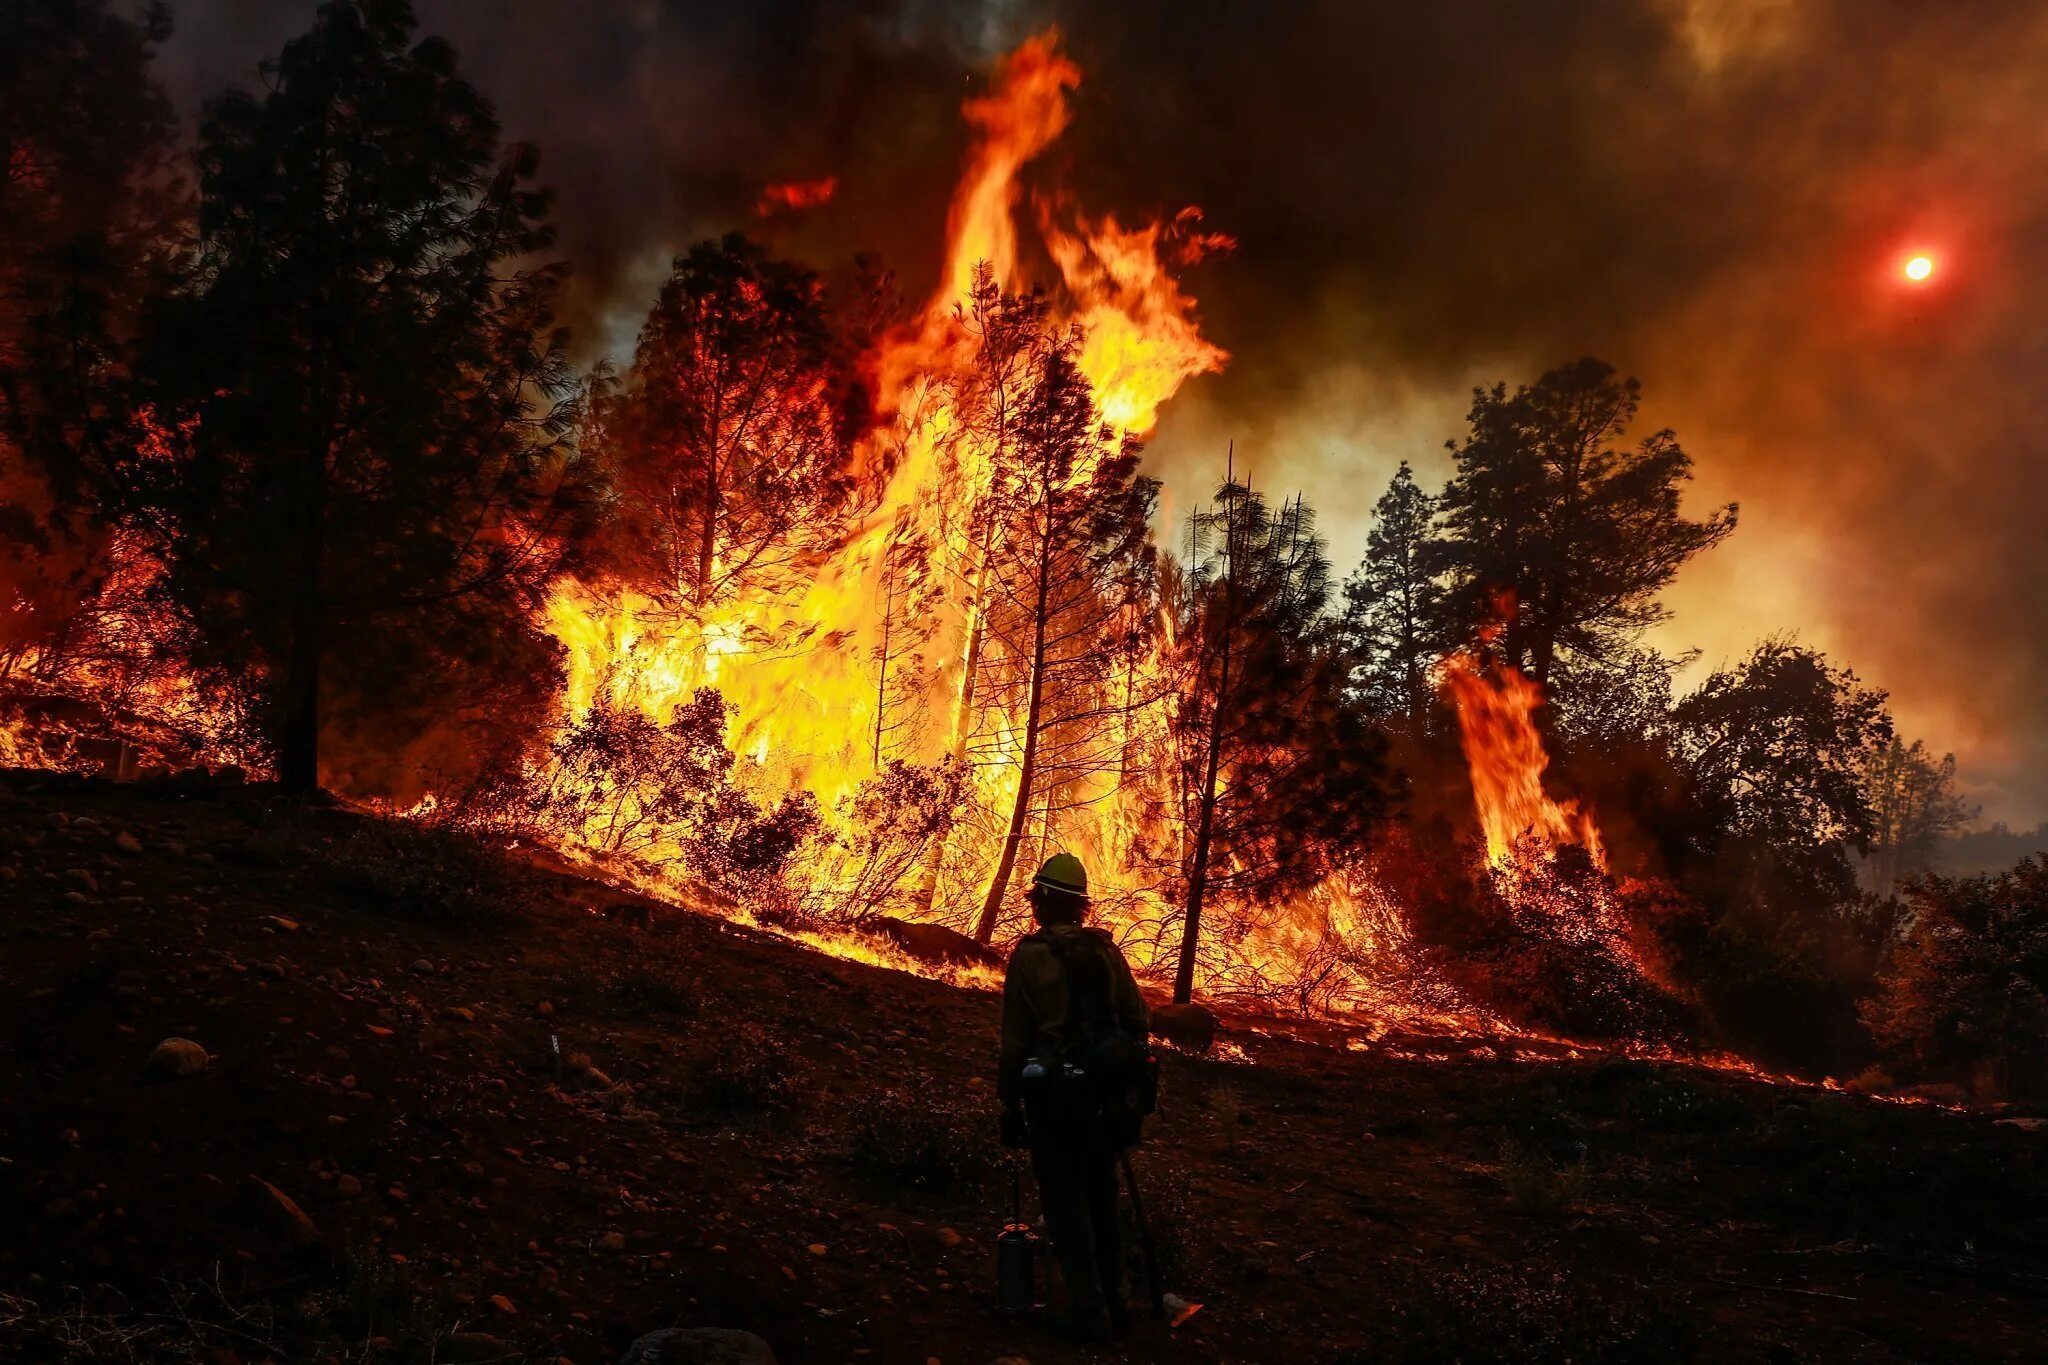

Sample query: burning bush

[801,759,966,925]
[1864,857,2048,1103]
[516,688,819,902]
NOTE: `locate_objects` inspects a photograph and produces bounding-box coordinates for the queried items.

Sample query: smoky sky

[158,0,2048,823]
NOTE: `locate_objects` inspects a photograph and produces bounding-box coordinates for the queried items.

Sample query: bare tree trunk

[973,547,1052,943]
[1174,480,1239,1002]
[279,433,327,794]
[695,462,719,611]
[911,517,998,919]
[1173,658,1228,1003]
[871,564,897,769]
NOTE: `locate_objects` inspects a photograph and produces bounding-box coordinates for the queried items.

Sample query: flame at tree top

[538,29,1237,970]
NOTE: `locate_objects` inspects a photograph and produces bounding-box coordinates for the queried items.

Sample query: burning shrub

[844,1087,997,1195]
[519,688,820,902]
[320,819,542,926]
[802,759,966,925]
[1864,857,2048,1102]
[1430,845,1690,1043]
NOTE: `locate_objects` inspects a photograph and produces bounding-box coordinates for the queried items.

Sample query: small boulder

[444,1332,511,1362]
[114,831,143,856]
[1995,1117,2048,1133]
[869,917,999,968]
[619,1328,777,1365]
[1151,1002,1217,1054]
[147,1037,210,1078]
[249,1176,322,1246]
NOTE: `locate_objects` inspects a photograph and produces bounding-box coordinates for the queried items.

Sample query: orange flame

[532,30,1272,993]
[756,175,838,216]
[1442,655,1605,872]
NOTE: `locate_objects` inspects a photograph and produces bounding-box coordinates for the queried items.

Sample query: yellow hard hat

[1031,852,1089,897]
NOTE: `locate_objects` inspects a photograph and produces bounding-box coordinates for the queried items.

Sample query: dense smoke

[156,0,2048,822]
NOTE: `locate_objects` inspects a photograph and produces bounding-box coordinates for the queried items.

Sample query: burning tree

[964,272,1157,941]
[594,234,865,622]
[0,0,181,684]
[130,0,589,792]
[1164,477,1389,1003]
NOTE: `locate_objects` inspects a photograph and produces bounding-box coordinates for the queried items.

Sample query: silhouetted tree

[0,0,181,671]
[1651,640,1897,1066]
[1862,737,1977,897]
[596,234,863,619]
[135,0,587,792]
[968,286,1156,942]
[1167,477,1389,1002]
[1339,460,1446,726]
[1865,858,2048,1102]
[1673,639,1890,857]
[1435,358,1736,690]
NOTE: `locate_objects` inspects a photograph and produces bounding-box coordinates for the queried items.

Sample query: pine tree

[135,0,588,792]
[1167,476,1390,1003]
[1339,460,1446,726]
[967,298,1156,942]
[595,234,863,620]
[1435,358,1736,690]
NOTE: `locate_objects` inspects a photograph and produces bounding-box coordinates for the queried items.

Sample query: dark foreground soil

[2,771,2045,1364]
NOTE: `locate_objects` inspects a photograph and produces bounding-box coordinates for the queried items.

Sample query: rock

[250,1176,322,1246]
[146,1037,210,1078]
[868,917,1000,967]
[619,1328,777,1365]
[596,1230,627,1253]
[267,916,301,933]
[443,1332,510,1362]
[440,1005,476,1023]
[409,958,435,975]
[1151,1001,1218,1054]
[935,1226,964,1248]
[64,868,98,892]
[114,831,143,856]
[488,1293,518,1315]
[335,1174,364,1198]
[1995,1117,2048,1133]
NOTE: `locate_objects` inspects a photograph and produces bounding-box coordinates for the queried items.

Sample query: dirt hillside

[2,771,2044,1363]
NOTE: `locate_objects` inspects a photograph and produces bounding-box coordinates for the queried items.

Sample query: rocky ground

[2,769,2045,1364]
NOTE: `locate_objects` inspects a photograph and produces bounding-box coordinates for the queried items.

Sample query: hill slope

[2,771,2045,1363]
